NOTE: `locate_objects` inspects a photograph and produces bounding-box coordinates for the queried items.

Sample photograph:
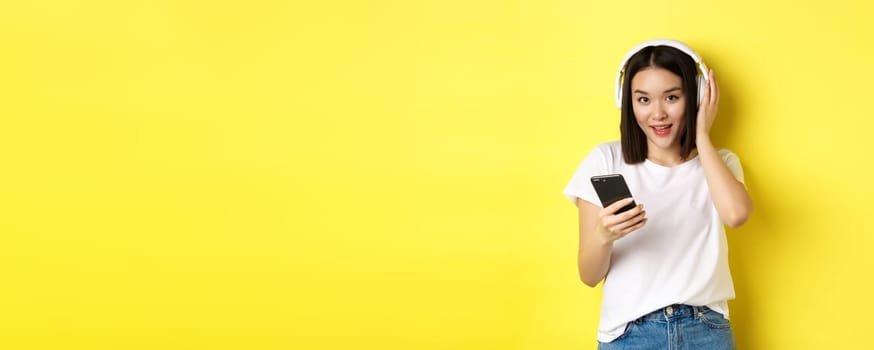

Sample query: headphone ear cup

[696,74,706,106]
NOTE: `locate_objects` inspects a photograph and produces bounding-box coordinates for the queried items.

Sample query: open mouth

[651,125,672,136]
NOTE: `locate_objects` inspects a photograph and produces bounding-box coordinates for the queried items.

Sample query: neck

[647,146,697,166]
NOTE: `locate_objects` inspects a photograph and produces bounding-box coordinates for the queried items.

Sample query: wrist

[595,227,616,246]
[696,133,713,148]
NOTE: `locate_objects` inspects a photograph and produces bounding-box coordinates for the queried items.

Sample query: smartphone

[590,174,636,214]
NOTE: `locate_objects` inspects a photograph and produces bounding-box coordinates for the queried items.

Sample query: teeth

[654,126,670,130]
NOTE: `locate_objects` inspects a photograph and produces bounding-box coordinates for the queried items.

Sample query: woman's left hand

[696,69,719,141]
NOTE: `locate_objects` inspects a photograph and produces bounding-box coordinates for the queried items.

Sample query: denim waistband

[636,304,709,322]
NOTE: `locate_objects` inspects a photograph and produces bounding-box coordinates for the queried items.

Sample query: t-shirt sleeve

[563,145,609,208]
[718,149,746,185]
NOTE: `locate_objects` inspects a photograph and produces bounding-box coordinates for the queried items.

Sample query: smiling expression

[630,67,688,155]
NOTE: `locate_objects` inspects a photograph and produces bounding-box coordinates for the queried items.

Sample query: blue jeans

[597,304,735,350]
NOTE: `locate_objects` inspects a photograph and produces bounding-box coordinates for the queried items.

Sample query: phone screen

[590,174,636,214]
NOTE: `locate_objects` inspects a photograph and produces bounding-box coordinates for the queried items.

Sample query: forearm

[697,136,753,227]
[578,234,613,287]
[576,198,645,287]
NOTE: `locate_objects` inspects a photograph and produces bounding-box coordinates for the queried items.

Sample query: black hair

[620,46,700,164]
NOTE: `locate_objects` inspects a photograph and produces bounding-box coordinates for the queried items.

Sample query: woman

[562,39,753,349]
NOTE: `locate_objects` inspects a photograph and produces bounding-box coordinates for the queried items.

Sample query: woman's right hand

[596,198,647,243]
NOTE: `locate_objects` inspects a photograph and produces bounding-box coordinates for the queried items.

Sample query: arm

[696,70,753,228]
[576,197,646,287]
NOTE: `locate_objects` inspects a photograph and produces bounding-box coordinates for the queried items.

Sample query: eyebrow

[632,87,683,95]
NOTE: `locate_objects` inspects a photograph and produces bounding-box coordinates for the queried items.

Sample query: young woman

[562,39,753,349]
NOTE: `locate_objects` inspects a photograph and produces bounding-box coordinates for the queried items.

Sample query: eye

[666,95,680,101]
[637,97,649,104]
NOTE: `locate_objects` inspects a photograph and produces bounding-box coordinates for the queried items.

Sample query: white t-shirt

[562,141,745,343]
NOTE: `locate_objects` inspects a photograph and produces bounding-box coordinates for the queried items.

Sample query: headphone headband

[614,39,710,109]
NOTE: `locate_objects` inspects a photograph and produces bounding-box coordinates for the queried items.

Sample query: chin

[649,137,679,150]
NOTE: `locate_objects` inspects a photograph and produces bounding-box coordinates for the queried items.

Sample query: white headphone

[615,39,709,109]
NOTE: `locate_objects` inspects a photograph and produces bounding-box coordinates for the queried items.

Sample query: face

[630,67,687,155]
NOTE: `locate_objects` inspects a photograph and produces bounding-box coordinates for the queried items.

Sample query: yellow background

[1,0,872,349]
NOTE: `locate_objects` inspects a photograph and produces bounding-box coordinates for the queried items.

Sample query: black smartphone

[590,174,636,214]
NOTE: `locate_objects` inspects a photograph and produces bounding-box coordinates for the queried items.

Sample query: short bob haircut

[620,45,700,164]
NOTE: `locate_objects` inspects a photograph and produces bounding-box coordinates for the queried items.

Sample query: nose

[652,102,668,121]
